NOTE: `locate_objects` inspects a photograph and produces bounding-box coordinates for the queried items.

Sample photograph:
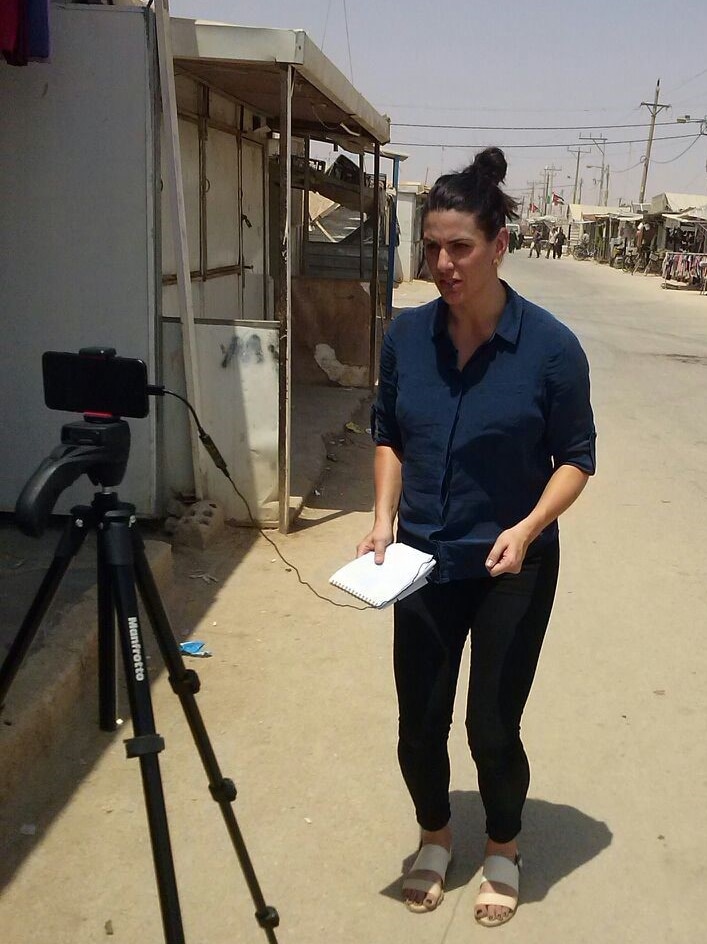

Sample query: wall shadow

[0,386,373,889]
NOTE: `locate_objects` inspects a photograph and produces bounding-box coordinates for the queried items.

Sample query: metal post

[277,65,293,534]
[385,156,401,318]
[368,143,381,389]
[358,154,365,280]
[303,136,310,276]
[154,0,207,499]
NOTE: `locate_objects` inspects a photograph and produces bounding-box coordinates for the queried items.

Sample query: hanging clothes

[662,251,707,292]
[1,0,50,66]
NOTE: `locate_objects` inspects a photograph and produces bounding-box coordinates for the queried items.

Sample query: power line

[320,0,332,48]
[376,103,641,113]
[388,133,697,150]
[610,159,645,175]
[391,121,681,131]
[668,67,707,94]
[652,133,703,164]
[342,0,354,85]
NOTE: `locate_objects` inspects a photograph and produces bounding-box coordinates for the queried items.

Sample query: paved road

[1,257,706,943]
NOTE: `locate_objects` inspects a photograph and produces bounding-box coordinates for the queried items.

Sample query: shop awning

[664,206,707,223]
[650,192,707,214]
[169,18,390,152]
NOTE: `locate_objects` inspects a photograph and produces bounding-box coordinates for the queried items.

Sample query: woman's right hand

[356,522,394,564]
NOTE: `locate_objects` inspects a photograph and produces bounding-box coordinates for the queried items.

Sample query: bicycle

[572,243,594,261]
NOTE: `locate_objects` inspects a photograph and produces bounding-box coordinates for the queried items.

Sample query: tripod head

[15,418,131,537]
[14,345,151,537]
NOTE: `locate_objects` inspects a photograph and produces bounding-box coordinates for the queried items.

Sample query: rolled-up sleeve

[545,333,597,474]
[371,328,402,450]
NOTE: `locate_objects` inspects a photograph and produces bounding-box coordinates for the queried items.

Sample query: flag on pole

[529,202,539,213]
[552,192,565,205]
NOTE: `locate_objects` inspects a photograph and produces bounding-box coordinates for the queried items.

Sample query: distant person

[529,230,542,258]
[546,226,557,259]
[358,146,596,927]
[554,228,566,259]
[508,230,517,253]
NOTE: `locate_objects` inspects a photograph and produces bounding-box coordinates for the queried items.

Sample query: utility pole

[527,178,544,214]
[604,165,611,206]
[580,133,607,206]
[639,78,670,203]
[544,164,562,212]
[567,145,591,203]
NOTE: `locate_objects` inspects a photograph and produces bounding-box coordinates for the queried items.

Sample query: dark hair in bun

[423,147,519,239]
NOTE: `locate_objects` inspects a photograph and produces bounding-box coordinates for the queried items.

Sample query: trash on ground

[179,641,213,658]
[188,572,219,584]
[105,919,114,936]
[345,421,364,434]
[19,824,36,836]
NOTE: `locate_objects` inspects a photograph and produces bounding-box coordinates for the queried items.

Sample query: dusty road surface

[1,255,706,944]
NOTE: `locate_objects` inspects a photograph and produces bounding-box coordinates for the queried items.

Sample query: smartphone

[42,349,150,418]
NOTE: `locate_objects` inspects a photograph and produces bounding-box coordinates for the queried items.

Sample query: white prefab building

[396,183,428,281]
[0,4,389,530]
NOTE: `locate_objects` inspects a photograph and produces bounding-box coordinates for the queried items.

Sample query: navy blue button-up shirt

[371,282,596,581]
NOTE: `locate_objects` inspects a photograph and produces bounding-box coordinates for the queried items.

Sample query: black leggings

[393,540,560,843]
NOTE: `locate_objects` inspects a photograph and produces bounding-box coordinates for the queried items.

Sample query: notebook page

[329,543,435,607]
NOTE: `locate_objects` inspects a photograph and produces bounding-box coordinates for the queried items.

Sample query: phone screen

[42,351,150,418]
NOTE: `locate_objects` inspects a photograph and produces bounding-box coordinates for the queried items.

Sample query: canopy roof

[170,18,390,152]
[650,192,707,214]
[566,203,637,221]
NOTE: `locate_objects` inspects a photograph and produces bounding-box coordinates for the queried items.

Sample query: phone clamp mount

[0,405,279,943]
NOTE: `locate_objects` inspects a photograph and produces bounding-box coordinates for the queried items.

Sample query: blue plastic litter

[179,640,212,657]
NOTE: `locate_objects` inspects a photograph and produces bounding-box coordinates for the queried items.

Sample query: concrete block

[171,499,224,549]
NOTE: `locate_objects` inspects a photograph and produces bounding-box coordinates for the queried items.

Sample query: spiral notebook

[329,543,436,608]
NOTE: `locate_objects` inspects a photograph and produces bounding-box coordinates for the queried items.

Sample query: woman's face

[423,209,507,308]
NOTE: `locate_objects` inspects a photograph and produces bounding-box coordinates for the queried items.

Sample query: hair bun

[469,147,507,186]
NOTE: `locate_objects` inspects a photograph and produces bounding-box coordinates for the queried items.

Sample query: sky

[170,0,707,209]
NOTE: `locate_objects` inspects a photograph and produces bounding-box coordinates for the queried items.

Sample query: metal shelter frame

[164,16,390,532]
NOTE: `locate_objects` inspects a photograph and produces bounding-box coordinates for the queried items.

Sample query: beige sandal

[474,853,521,927]
[402,843,452,913]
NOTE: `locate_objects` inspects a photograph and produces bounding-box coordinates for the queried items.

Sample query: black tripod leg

[103,514,186,944]
[131,528,281,943]
[97,517,117,731]
[0,514,88,709]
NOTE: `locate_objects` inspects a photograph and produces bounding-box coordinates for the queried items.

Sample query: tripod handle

[15,444,95,537]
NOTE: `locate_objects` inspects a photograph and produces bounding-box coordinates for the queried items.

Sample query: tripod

[0,418,279,944]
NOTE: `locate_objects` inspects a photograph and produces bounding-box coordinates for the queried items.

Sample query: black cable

[152,386,369,610]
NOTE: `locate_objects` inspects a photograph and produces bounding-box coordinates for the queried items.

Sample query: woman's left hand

[485,524,533,577]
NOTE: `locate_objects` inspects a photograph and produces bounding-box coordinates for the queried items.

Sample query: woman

[357,148,596,926]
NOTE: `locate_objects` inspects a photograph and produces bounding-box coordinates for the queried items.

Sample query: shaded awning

[169,18,390,152]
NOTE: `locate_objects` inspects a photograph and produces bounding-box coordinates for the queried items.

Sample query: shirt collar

[431,280,523,346]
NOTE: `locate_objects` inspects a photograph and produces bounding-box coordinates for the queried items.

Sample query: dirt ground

[1,257,707,943]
